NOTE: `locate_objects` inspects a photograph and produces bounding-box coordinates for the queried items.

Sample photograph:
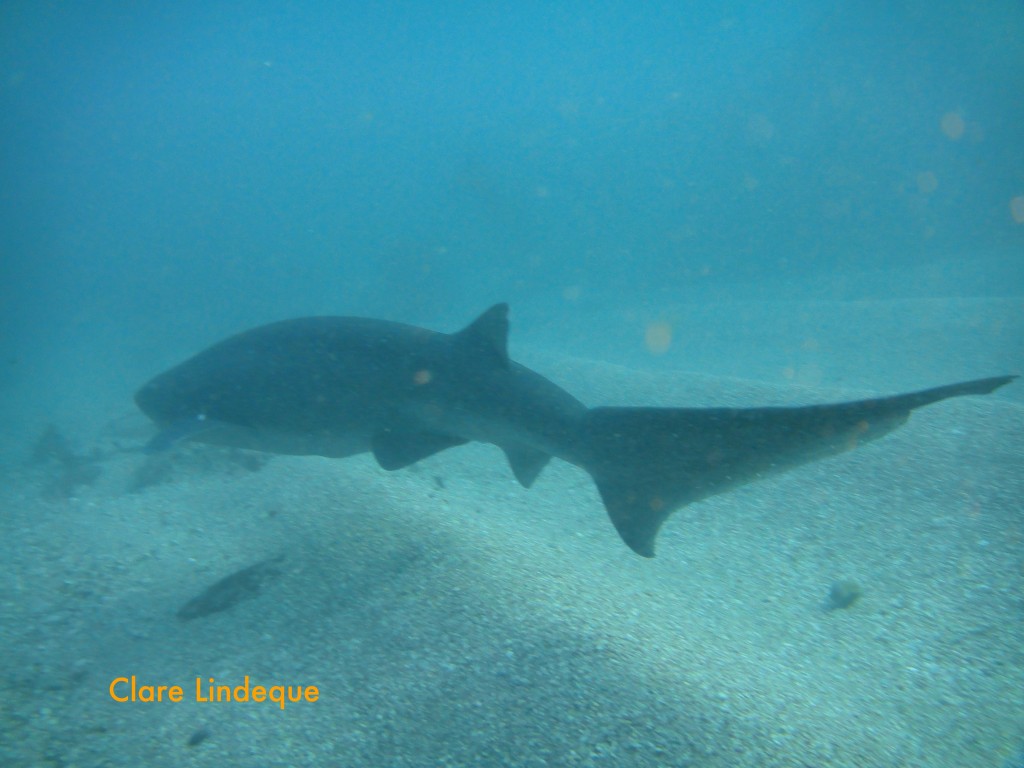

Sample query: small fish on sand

[177,556,285,621]
[824,579,862,611]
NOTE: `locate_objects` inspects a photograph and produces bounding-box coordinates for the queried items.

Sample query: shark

[135,304,1014,556]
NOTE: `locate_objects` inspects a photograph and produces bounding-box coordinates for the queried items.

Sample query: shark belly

[187,421,374,458]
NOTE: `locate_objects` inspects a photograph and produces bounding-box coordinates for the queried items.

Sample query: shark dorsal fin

[454,303,510,368]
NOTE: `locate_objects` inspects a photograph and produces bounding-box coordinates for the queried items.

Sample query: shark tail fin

[581,375,1016,557]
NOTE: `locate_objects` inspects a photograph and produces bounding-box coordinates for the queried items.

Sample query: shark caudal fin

[581,375,1016,557]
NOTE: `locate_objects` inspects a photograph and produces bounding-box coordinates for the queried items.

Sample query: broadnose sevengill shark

[135,304,1015,556]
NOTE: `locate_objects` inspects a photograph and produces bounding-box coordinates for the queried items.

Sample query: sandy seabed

[1,298,1022,768]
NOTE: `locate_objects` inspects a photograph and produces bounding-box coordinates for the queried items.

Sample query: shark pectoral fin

[371,429,468,470]
[144,414,219,453]
[502,445,551,487]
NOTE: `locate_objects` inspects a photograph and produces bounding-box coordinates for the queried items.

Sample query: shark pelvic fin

[502,444,551,487]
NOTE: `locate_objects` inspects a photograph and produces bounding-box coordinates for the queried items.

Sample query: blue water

[2,2,1021,441]
[3,2,1023,330]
